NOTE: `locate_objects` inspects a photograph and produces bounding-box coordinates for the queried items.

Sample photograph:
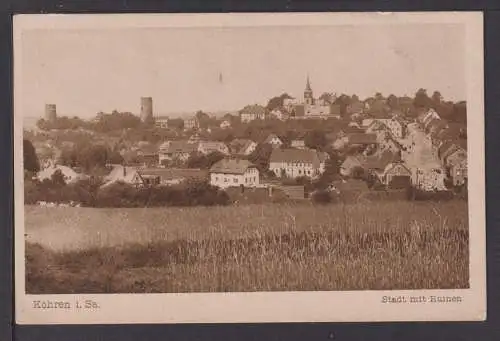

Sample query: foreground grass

[25,201,469,293]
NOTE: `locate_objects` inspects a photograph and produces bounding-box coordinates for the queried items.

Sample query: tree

[50,169,67,187]
[319,92,335,105]
[23,139,40,173]
[374,92,385,101]
[311,190,331,204]
[350,166,365,179]
[431,91,443,105]
[167,118,184,130]
[304,130,327,150]
[248,143,274,173]
[387,94,399,110]
[186,152,225,169]
[195,111,211,129]
[266,93,293,111]
[413,88,432,108]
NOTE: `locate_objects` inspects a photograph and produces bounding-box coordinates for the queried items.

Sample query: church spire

[304,74,313,105]
[305,74,312,91]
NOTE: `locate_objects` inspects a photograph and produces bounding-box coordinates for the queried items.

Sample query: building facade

[209,158,260,188]
[269,148,328,178]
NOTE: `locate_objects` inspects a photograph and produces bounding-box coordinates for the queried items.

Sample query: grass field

[25,201,469,293]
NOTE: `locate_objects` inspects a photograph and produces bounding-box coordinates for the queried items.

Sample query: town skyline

[20,23,465,121]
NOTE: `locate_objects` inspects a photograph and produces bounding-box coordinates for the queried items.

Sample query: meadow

[25,201,469,293]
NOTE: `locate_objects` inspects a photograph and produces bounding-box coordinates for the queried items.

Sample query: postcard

[14,12,486,324]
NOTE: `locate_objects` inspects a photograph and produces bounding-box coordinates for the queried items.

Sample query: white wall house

[263,134,283,148]
[209,158,260,189]
[198,141,230,155]
[269,148,328,179]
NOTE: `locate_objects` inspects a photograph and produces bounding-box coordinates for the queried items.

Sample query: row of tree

[24,172,230,208]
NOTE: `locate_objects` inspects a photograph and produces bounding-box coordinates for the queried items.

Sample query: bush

[93,180,230,208]
[407,187,455,201]
[311,190,332,204]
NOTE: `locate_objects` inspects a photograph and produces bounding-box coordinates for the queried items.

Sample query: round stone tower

[45,104,57,122]
[140,97,153,123]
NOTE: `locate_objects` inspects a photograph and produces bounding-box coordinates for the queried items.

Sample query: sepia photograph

[14,12,485,324]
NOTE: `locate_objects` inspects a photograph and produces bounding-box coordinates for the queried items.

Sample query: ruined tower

[140,97,154,124]
[45,104,57,122]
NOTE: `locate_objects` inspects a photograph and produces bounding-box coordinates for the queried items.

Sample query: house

[346,101,365,116]
[449,158,468,186]
[138,168,208,186]
[155,116,170,129]
[269,148,328,178]
[438,141,463,164]
[188,133,203,144]
[219,120,231,129]
[270,108,289,121]
[429,120,449,145]
[377,134,402,154]
[183,116,200,130]
[363,151,400,175]
[37,164,88,184]
[229,139,258,156]
[346,133,378,147]
[197,140,230,155]
[290,104,305,118]
[135,143,159,167]
[377,162,412,189]
[418,108,440,127]
[348,121,361,129]
[439,140,467,186]
[263,134,283,148]
[158,141,198,164]
[290,139,306,149]
[209,158,260,188]
[340,156,363,177]
[361,118,375,128]
[101,165,144,188]
[375,117,407,139]
[240,104,266,123]
[304,103,331,118]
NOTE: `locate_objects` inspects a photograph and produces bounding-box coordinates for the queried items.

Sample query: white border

[14,12,486,324]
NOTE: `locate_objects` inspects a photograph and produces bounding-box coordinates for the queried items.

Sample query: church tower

[304,75,314,105]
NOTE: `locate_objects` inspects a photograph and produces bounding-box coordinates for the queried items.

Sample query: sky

[20,23,465,120]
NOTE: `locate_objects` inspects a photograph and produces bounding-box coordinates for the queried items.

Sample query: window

[234,178,238,183]
[298,170,302,175]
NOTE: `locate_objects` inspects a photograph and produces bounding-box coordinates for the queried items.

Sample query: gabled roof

[210,158,257,175]
[103,165,141,184]
[270,148,322,164]
[139,168,208,181]
[437,141,456,159]
[383,161,411,176]
[160,141,199,154]
[364,151,400,171]
[264,134,283,144]
[230,139,256,154]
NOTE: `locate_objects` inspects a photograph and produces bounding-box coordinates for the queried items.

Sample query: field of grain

[25,201,469,293]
